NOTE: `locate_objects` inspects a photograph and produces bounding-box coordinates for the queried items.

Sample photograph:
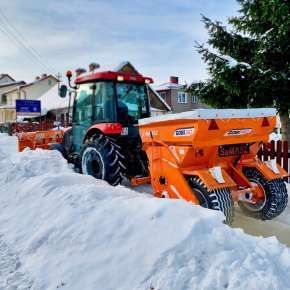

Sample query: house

[3,74,58,103]
[0,74,58,123]
[155,76,208,113]
[0,74,26,124]
[0,81,26,103]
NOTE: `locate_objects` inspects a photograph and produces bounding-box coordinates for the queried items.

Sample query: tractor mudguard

[86,123,123,137]
[84,123,123,143]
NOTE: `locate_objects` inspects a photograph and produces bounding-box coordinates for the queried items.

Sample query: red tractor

[51,69,153,186]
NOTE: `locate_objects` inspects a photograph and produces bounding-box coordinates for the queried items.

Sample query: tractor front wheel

[189,176,234,225]
[80,135,125,186]
[239,168,288,220]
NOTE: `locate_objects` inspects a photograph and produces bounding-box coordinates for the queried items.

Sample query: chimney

[170,76,179,84]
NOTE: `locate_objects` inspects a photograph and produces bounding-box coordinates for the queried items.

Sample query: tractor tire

[50,143,67,158]
[189,176,234,225]
[80,135,125,186]
[238,168,288,220]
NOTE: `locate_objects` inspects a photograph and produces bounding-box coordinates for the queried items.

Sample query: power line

[0,8,57,75]
[0,11,54,74]
[0,8,55,73]
[0,25,47,70]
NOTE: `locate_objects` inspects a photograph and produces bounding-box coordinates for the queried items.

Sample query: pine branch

[201,15,257,64]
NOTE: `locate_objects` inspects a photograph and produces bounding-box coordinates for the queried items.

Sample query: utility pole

[56,72,62,92]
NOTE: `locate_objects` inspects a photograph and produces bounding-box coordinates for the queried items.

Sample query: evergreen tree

[191,0,290,144]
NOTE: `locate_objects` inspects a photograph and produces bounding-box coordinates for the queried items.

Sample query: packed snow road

[0,133,290,290]
[233,207,290,247]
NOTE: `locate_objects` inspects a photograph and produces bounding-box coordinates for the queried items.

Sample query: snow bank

[0,135,290,290]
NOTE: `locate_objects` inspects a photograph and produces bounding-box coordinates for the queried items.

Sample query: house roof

[19,74,59,89]
[155,82,186,91]
[148,85,171,111]
[2,75,58,95]
[113,61,140,75]
[0,74,15,82]
[0,81,26,89]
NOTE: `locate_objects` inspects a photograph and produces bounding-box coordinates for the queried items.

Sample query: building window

[48,79,52,86]
[192,95,199,103]
[1,95,7,105]
[178,92,188,103]
[160,92,167,100]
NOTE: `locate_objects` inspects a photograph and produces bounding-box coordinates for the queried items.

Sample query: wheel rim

[82,147,105,179]
[242,179,267,212]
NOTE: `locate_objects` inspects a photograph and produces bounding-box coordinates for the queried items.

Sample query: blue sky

[0,0,239,84]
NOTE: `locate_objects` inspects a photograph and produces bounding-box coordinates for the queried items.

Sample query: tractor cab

[67,70,153,152]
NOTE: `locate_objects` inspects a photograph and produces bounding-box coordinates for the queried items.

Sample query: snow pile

[0,133,18,156]
[0,135,290,290]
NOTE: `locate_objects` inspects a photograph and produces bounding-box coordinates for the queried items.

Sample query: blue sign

[16,99,41,116]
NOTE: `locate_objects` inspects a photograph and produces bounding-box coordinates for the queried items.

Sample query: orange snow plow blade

[17,130,64,152]
[138,109,288,211]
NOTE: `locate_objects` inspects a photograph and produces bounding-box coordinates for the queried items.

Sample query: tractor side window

[116,83,149,124]
[74,84,93,125]
[94,81,115,122]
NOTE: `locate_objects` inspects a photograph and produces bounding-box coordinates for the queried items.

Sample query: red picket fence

[258,140,289,182]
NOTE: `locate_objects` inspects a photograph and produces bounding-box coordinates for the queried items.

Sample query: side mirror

[59,85,68,98]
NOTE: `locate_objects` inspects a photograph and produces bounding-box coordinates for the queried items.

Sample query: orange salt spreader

[138,108,288,224]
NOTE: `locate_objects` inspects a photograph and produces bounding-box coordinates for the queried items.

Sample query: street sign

[16,99,41,116]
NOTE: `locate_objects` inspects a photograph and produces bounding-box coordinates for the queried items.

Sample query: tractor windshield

[116,83,150,124]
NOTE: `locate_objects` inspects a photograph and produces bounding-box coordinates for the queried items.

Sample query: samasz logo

[174,128,195,137]
[225,128,252,136]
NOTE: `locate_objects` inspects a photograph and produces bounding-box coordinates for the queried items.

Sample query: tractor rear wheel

[80,135,125,186]
[189,176,234,225]
[239,168,288,220]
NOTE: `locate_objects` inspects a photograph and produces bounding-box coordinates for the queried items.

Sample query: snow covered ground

[0,134,290,290]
